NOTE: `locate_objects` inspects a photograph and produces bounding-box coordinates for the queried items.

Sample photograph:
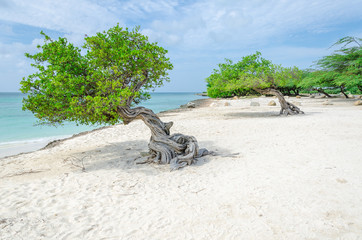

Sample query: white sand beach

[1,96,362,239]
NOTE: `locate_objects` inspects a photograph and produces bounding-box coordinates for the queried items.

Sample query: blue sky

[0,0,361,92]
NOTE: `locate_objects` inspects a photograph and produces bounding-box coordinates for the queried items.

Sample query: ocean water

[0,92,205,157]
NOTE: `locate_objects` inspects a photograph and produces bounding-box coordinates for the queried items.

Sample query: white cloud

[0,41,37,91]
[0,0,361,91]
[140,0,362,49]
[0,0,121,34]
[119,0,178,16]
[1,0,361,49]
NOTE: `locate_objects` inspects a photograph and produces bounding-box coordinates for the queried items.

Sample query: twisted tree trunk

[340,86,348,98]
[314,88,332,98]
[292,88,299,96]
[117,106,208,170]
[255,88,304,115]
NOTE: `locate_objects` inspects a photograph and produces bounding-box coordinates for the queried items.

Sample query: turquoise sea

[0,92,205,157]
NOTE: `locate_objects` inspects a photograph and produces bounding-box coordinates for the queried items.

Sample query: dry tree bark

[313,88,332,98]
[340,86,349,98]
[255,88,304,115]
[117,106,209,170]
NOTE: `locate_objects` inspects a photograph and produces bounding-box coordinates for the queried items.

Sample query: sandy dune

[1,96,361,239]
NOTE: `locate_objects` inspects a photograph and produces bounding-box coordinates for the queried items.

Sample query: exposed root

[118,106,209,170]
[280,101,304,115]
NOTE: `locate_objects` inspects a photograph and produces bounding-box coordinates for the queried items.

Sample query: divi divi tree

[21,25,208,170]
[207,52,304,115]
[300,36,362,97]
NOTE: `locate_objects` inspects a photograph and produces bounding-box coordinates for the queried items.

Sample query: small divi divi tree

[238,52,304,115]
[20,25,208,170]
[207,52,304,115]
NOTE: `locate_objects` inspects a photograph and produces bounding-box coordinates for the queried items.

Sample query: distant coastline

[0,92,206,158]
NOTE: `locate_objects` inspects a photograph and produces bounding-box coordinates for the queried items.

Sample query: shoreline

[0,135,72,159]
[1,95,359,159]
[0,97,211,159]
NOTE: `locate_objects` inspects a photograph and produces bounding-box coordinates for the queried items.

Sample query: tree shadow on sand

[68,140,215,174]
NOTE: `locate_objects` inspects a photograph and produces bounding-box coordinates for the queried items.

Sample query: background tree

[206,59,256,98]
[299,70,336,97]
[277,67,303,96]
[299,36,362,97]
[20,24,208,170]
[206,52,304,115]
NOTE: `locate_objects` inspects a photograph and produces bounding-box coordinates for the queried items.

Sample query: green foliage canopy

[206,52,303,98]
[20,25,173,125]
[299,36,362,93]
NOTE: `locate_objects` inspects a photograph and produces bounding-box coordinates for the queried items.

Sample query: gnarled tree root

[118,106,209,170]
[279,101,304,115]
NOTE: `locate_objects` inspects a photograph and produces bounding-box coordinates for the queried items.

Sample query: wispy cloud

[0,0,361,91]
[1,0,361,48]
[0,0,120,35]
[0,40,37,90]
[141,0,362,49]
